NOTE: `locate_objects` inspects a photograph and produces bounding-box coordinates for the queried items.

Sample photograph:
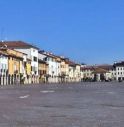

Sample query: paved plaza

[0,82,124,127]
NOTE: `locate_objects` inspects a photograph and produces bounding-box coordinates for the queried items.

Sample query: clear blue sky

[0,0,124,64]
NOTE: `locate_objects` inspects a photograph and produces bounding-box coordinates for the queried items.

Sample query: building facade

[1,41,39,76]
[43,52,59,83]
[0,50,8,77]
[114,62,124,81]
[38,60,48,83]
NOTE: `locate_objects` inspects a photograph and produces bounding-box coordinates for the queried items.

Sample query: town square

[0,82,123,127]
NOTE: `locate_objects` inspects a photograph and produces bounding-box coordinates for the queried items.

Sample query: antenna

[0,27,8,48]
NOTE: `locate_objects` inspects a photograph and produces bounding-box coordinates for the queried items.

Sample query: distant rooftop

[114,61,124,67]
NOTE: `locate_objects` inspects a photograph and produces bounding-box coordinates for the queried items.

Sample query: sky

[0,0,124,64]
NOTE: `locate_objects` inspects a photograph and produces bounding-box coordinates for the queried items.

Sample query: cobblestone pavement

[0,82,124,127]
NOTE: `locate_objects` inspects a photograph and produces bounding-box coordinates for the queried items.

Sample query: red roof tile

[0,41,39,49]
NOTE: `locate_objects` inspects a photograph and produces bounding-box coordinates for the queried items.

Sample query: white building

[0,51,8,76]
[38,51,46,60]
[114,62,124,81]
[74,64,81,82]
[68,65,74,82]
[81,66,94,81]
[43,52,61,83]
[67,60,81,82]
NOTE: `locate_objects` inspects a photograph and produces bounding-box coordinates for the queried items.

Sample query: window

[43,57,47,61]
[47,57,51,61]
[33,57,37,62]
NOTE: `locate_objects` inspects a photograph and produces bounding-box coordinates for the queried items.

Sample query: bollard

[0,75,1,85]
[3,75,5,85]
[11,75,13,85]
[8,75,10,85]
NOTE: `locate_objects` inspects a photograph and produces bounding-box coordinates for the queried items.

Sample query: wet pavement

[0,82,124,127]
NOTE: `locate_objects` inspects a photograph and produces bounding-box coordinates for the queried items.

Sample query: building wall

[30,48,38,75]
[65,63,69,77]
[0,55,8,76]
[60,61,66,75]
[49,61,58,77]
[45,57,59,82]
[15,49,31,59]
[81,69,94,80]
[60,61,69,81]
[15,48,38,75]
[38,62,48,82]
[61,61,69,75]
[116,66,124,80]
[74,65,81,82]
[6,49,24,75]
[38,63,48,75]
[56,62,61,77]
[38,53,46,60]
[26,61,31,75]
[8,57,21,75]
[105,72,112,80]
[68,66,74,82]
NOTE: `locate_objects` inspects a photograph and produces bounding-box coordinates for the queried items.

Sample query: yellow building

[0,47,27,84]
[0,48,25,76]
[6,49,25,76]
[60,58,69,82]
[38,59,48,83]
[26,59,31,76]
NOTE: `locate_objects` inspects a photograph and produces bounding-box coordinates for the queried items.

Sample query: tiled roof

[0,48,25,59]
[68,61,76,67]
[93,67,109,74]
[0,41,39,49]
[43,53,56,59]
[81,66,109,73]
[96,64,114,70]
[81,66,94,71]
[42,52,62,61]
